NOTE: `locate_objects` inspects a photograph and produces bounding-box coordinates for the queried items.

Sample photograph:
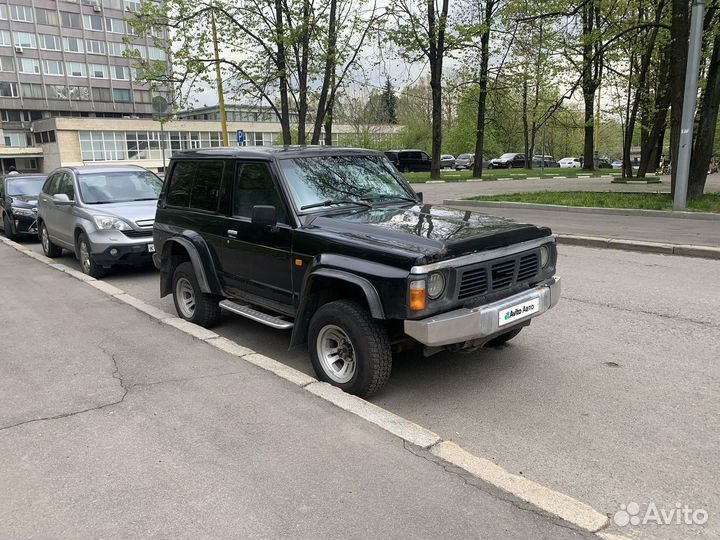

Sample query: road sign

[236,130,245,145]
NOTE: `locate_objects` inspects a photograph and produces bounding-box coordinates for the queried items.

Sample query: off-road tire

[308,299,392,397]
[485,328,523,347]
[172,262,221,328]
[40,222,62,258]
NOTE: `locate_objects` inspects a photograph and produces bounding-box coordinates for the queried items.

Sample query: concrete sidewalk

[0,243,593,540]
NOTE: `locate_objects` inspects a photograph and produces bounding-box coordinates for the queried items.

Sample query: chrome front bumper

[404,276,561,347]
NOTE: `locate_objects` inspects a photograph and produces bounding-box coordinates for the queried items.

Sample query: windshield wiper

[301,199,373,211]
[362,194,418,204]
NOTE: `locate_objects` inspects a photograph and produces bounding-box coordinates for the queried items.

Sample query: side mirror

[416,191,424,203]
[53,193,74,206]
[251,205,277,227]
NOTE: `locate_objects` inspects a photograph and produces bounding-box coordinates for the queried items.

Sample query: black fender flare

[159,234,222,297]
[290,267,385,348]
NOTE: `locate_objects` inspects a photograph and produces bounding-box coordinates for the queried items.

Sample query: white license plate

[499,297,540,327]
[147,243,155,253]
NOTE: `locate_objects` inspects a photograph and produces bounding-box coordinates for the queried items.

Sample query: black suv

[384,149,432,173]
[154,147,560,396]
[0,174,46,240]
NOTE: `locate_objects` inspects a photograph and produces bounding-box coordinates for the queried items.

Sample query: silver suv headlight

[93,215,131,230]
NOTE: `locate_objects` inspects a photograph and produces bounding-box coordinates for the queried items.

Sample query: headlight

[11,207,35,217]
[540,244,551,268]
[427,272,446,299]
[93,215,130,230]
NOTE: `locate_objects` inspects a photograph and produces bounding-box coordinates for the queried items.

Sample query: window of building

[4,131,33,147]
[18,58,41,74]
[113,88,131,102]
[40,34,62,50]
[108,41,126,56]
[47,85,69,99]
[33,130,57,143]
[13,32,37,49]
[103,0,123,8]
[248,132,277,146]
[60,11,82,28]
[0,30,10,46]
[0,56,14,72]
[86,39,106,54]
[63,36,84,53]
[111,65,129,80]
[0,5,6,20]
[105,17,124,33]
[134,90,150,103]
[124,0,141,11]
[66,62,87,77]
[148,46,167,61]
[0,82,19,98]
[83,14,104,30]
[43,59,65,76]
[89,63,108,78]
[92,87,111,101]
[10,5,33,22]
[69,85,90,100]
[36,9,59,25]
[21,83,44,99]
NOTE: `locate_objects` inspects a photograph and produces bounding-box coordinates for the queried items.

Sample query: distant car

[440,154,455,169]
[532,155,559,168]
[597,158,613,169]
[0,174,46,240]
[455,153,475,170]
[384,149,432,173]
[37,165,162,277]
[558,157,582,168]
[490,153,526,169]
[611,160,622,169]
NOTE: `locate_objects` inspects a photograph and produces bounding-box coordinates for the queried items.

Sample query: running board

[219,300,294,330]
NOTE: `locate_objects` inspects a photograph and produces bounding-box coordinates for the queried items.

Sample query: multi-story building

[0,0,170,173]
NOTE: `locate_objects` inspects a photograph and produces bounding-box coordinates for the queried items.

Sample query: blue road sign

[236,129,245,145]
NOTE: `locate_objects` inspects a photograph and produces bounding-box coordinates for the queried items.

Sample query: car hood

[304,204,551,265]
[9,195,39,208]
[84,200,158,226]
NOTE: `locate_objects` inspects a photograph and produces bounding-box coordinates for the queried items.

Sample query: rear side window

[403,152,421,160]
[166,160,225,212]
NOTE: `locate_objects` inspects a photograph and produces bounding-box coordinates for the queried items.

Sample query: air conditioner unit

[15,45,23,53]
[93,4,102,11]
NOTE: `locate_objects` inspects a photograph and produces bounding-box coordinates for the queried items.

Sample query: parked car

[558,157,582,168]
[597,158,613,169]
[0,174,46,240]
[384,149,432,173]
[532,155,559,168]
[440,154,456,169]
[611,160,622,169]
[490,153,527,169]
[454,153,474,170]
[37,166,162,277]
[154,147,560,397]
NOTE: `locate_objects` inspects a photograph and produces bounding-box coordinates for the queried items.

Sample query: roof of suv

[172,146,384,160]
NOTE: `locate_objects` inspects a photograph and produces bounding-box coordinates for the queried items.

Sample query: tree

[380,78,398,124]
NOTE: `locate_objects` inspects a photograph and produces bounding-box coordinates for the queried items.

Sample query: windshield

[6,177,45,197]
[500,153,516,159]
[458,154,471,159]
[279,155,416,211]
[78,171,162,204]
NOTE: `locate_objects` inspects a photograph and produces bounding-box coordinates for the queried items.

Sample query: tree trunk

[583,92,595,171]
[688,29,720,199]
[312,0,337,144]
[669,0,690,195]
[275,0,292,144]
[296,0,311,145]
[324,71,337,146]
[471,0,493,178]
[522,77,530,168]
[581,1,600,171]
[427,0,449,180]
[638,43,671,177]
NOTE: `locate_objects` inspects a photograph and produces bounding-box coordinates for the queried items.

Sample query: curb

[0,236,611,535]
[443,199,720,221]
[556,234,720,260]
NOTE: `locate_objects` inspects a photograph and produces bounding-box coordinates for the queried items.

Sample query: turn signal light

[409,280,426,311]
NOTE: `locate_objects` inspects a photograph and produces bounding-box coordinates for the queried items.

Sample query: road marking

[0,235,613,534]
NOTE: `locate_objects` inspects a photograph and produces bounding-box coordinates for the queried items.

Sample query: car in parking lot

[384,149,432,173]
[37,166,162,277]
[611,160,622,169]
[532,155,559,168]
[154,147,560,397]
[558,157,582,168]
[490,153,526,169]
[0,174,46,240]
[440,154,455,169]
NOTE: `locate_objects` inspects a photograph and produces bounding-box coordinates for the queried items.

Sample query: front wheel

[172,262,221,327]
[77,233,107,278]
[308,300,392,397]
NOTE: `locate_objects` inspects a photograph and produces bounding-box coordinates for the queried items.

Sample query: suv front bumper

[404,276,561,347]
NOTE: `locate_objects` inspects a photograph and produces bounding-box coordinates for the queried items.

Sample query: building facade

[0,0,170,173]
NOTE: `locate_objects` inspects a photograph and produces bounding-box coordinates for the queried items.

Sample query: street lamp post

[674,0,706,210]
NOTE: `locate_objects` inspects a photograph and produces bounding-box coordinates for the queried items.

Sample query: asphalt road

[19,239,720,539]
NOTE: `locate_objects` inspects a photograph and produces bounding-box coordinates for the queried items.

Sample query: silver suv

[37,166,162,277]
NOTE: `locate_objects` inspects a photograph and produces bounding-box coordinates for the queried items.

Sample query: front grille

[457,249,541,300]
[122,229,153,238]
[135,219,154,228]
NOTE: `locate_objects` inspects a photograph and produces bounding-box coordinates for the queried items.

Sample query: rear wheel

[309,300,392,397]
[485,328,523,347]
[40,222,62,258]
[77,233,107,278]
[172,261,221,327]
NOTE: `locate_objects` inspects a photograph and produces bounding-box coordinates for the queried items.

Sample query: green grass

[468,191,720,213]
[403,168,622,183]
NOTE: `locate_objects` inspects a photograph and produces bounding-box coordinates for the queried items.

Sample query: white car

[558,157,582,168]
[611,160,622,169]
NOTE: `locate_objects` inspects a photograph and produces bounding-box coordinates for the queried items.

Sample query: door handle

[227,229,237,238]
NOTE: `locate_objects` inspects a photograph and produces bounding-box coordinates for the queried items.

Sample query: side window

[405,152,421,160]
[421,152,431,161]
[233,163,287,224]
[58,173,75,200]
[190,160,224,212]
[166,161,196,207]
[43,173,59,195]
